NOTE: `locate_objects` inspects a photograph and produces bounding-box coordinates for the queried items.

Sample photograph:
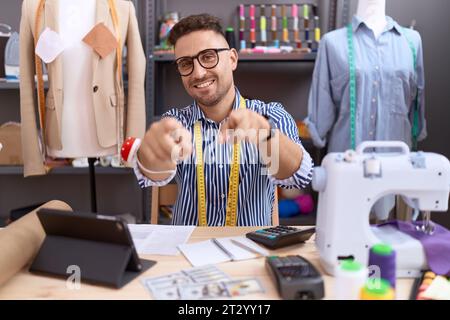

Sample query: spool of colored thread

[239,4,245,42]
[271,5,277,41]
[260,5,267,45]
[292,4,299,42]
[250,5,256,48]
[303,4,309,19]
[360,278,395,300]
[368,243,396,289]
[294,194,314,214]
[278,200,300,218]
[240,40,246,50]
[225,27,236,49]
[335,260,368,300]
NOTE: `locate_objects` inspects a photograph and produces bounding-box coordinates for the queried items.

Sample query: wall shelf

[0,81,21,90]
[0,165,134,176]
[151,52,317,63]
[0,81,127,90]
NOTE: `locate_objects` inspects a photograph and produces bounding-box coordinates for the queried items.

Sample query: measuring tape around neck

[34,0,123,158]
[346,23,420,150]
[194,95,246,226]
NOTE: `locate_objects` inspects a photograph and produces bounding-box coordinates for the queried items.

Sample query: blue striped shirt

[134,88,313,226]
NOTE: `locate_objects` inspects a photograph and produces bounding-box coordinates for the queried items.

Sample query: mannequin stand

[88,157,97,213]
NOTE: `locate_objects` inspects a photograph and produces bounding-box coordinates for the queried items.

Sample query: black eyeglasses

[174,48,230,76]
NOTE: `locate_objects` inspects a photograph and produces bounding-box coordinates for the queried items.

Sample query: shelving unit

[0,166,134,176]
[0,82,22,90]
[151,52,317,62]
[144,0,352,120]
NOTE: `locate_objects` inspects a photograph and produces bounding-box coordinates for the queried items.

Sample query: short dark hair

[168,14,225,47]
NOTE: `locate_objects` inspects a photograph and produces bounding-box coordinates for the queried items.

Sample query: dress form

[356,0,387,39]
[48,0,116,158]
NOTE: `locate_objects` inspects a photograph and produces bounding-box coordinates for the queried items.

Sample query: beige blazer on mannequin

[19,0,146,177]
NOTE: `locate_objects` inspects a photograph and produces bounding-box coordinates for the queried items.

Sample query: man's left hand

[218,109,271,145]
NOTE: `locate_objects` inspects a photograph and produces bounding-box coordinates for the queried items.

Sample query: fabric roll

[0,200,72,287]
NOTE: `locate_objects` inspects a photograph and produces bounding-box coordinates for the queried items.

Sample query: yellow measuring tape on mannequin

[34,0,123,159]
[107,0,125,159]
[194,96,246,226]
[34,0,47,158]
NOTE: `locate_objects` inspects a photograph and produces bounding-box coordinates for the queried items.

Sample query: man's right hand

[137,118,192,181]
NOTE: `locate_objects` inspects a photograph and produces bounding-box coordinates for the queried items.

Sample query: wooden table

[0,227,414,299]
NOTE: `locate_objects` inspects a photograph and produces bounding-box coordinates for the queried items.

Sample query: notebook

[178,236,269,267]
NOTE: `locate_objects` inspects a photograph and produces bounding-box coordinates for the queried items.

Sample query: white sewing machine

[312,141,450,278]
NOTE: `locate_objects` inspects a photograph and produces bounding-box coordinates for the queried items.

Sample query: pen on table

[212,238,236,260]
[230,239,268,257]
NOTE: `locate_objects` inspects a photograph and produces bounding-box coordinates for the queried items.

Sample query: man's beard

[196,94,221,107]
[194,81,232,108]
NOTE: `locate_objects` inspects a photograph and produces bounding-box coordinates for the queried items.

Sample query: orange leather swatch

[83,23,117,59]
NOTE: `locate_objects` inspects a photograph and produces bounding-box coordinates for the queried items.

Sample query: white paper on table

[213,237,259,261]
[128,224,195,255]
[35,27,65,63]
[228,236,270,257]
[178,237,265,267]
[178,240,231,267]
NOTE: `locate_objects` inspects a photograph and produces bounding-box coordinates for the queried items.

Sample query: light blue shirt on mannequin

[305,15,426,152]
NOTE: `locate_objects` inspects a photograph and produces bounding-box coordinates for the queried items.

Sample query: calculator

[246,226,315,249]
[266,255,324,300]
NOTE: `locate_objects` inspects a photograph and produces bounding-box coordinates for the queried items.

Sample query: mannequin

[19,0,146,177]
[305,0,426,219]
[355,0,387,39]
[48,0,115,159]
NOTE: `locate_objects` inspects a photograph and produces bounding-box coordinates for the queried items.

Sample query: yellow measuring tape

[194,96,246,226]
[34,0,123,158]
[34,0,47,158]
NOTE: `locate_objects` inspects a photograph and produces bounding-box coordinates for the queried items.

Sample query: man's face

[174,30,238,107]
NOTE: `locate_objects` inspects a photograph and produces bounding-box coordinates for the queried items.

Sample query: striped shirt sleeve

[263,102,314,189]
[133,108,184,188]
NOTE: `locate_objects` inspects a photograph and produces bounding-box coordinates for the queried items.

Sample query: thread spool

[249,4,255,17]
[304,18,309,29]
[294,194,314,214]
[335,260,368,300]
[240,40,246,50]
[292,4,298,17]
[303,4,309,19]
[360,278,395,300]
[369,243,396,289]
[225,27,236,49]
